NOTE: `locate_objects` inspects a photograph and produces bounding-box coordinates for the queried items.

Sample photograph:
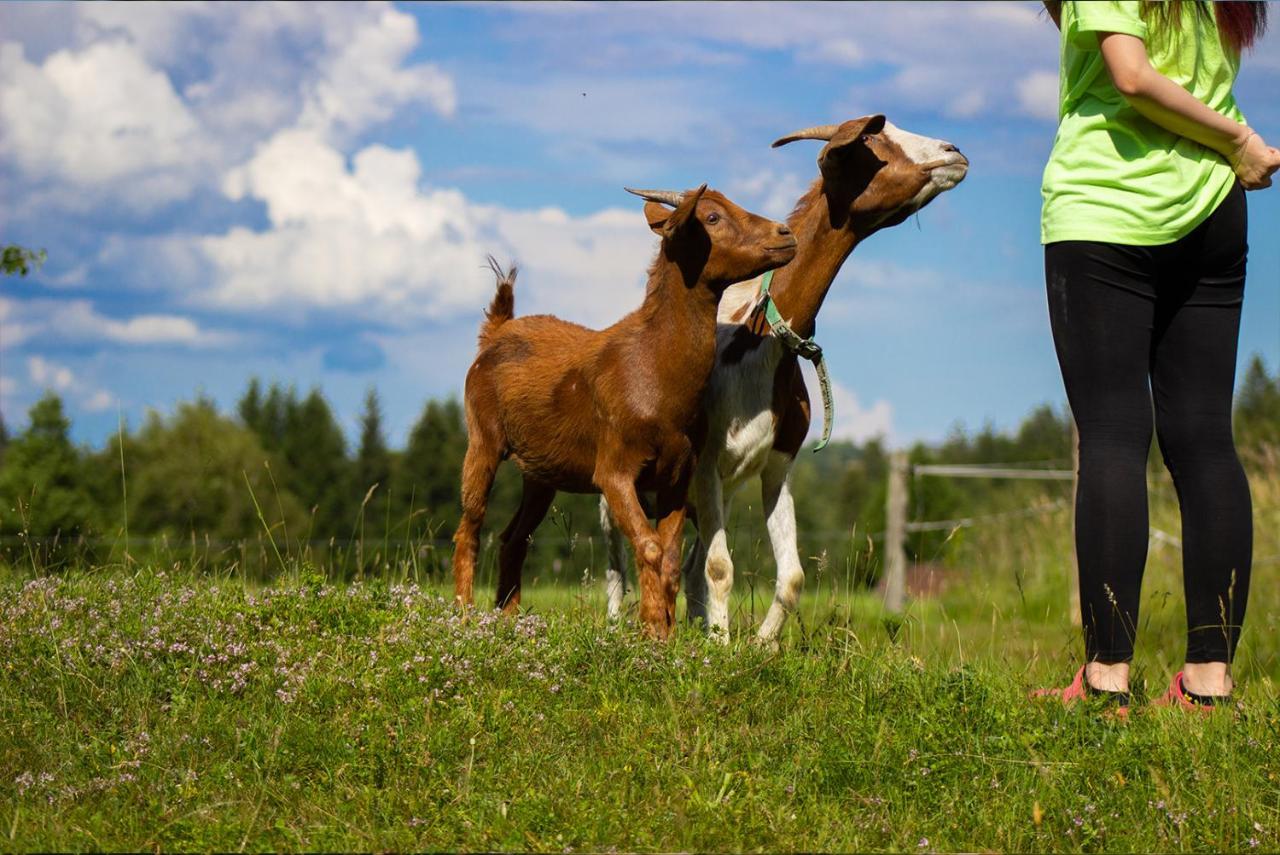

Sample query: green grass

[2,456,1278,851]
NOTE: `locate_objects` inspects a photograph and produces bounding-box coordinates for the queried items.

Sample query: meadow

[3,449,1278,852]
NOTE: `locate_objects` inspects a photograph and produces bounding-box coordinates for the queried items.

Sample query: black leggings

[1045,183,1252,664]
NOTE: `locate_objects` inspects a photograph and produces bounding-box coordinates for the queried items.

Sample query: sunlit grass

[1,456,1277,851]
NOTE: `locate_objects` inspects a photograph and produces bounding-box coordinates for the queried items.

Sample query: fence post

[884,450,909,613]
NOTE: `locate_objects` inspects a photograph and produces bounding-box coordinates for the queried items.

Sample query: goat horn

[771,124,843,148]
[624,187,686,207]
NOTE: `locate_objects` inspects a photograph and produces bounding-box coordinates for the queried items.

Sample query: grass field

[3,454,1278,852]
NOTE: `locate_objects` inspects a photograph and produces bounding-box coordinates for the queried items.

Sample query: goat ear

[661,183,707,237]
[644,201,674,234]
[819,114,887,164]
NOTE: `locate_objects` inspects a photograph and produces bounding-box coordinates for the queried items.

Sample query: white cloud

[204,130,497,319]
[297,4,456,136]
[488,205,656,326]
[25,355,115,412]
[0,2,456,211]
[727,169,810,220]
[82,389,115,412]
[0,39,213,209]
[808,38,865,68]
[0,297,228,349]
[1017,70,1060,122]
[800,364,894,444]
[200,131,657,327]
[28,356,74,392]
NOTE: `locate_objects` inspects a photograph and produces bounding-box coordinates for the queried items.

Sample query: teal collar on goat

[750,269,834,452]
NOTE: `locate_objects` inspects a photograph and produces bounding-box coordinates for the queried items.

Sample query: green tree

[2,245,46,277]
[0,393,97,541]
[282,388,352,540]
[259,383,291,452]
[352,388,393,537]
[238,378,264,435]
[125,398,305,545]
[1014,403,1073,464]
[399,398,468,537]
[1236,354,1280,450]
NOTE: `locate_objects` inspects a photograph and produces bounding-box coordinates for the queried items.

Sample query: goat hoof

[752,634,781,653]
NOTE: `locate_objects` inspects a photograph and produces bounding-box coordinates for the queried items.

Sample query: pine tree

[238,378,264,434]
[1015,403,1073,463]
[0,393,97,540]
[1236,354,1280,449]
[352,387,393,539]
[400,398,468,537]
[259,383,289,452]
[282,388,352,539]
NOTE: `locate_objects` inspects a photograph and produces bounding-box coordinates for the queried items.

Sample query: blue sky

[2,1,1278,449]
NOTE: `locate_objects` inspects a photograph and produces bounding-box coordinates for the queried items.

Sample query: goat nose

[942,143,960,154]
[776,224,792,236]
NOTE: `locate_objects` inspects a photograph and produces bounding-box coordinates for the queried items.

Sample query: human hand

[1229,128,1279,190]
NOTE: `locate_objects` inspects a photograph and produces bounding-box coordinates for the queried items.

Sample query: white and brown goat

[600,115,968,642]
[452,185,796,639]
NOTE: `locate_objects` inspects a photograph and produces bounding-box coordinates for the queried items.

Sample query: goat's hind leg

[696,468,735,643]
[496,479,556,613]
[452,437,502,608]
[757,451,804,645]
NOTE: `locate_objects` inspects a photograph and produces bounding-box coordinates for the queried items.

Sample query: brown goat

[452,185,797,638]
[601,115,969,642]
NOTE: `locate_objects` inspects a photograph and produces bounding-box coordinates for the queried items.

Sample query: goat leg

[654,484,691,635]
[599,477,666,638]
[496,478,556,614]
[452,436,502,608]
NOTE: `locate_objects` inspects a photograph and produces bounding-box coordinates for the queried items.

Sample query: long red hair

[1043,1,1268,53]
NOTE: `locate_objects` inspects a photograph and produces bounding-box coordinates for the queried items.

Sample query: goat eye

[705,212,720,224]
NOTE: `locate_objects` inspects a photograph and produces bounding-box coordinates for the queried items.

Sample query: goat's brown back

[468,285,719,492]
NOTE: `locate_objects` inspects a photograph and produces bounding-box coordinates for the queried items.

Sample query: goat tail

[479,255,517,342]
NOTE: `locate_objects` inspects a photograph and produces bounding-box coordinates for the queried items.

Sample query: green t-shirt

[1040,0,1244,245]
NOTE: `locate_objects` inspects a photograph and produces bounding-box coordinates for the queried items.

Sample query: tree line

[2,355,1278,583]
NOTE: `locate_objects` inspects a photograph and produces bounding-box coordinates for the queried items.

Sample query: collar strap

[751,269,834,452]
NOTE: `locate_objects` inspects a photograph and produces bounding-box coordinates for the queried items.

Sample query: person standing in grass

[1036,1,1279,711]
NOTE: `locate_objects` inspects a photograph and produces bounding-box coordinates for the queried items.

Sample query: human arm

[1098,32,1280,189]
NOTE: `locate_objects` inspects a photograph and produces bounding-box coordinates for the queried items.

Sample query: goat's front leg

[598,496,630,622]
[681,537,707,628]
[598,475,666,638]
[694,464,734,643]
[757,450,804,645]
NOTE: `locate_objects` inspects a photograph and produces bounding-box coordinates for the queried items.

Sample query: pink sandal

[1032,666,1130,718]
[1153,671,1226,713]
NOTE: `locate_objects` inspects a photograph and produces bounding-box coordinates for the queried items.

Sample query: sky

[1,1,1278,450]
